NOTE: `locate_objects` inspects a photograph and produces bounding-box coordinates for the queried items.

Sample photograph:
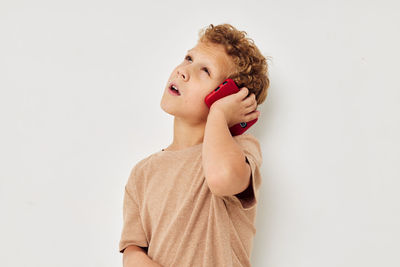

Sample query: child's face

[160,41,236,124]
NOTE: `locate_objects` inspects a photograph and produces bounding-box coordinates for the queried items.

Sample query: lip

[168,87,180,96]
[168,85,181,96]
[168,81,181,96]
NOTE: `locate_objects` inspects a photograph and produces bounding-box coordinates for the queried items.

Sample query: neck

[165,116,206,150]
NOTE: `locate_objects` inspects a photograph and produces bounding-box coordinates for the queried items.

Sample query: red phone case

[204,78,258,136]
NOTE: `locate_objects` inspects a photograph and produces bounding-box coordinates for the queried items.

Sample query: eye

[185,55,211,76]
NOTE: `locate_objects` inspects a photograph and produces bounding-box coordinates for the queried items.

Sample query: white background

[1,0,399,266]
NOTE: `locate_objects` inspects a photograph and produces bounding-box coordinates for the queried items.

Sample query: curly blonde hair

[198,23,270,105]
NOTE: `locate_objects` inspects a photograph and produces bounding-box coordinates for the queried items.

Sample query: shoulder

[126,153,157,187]
[233,133,260,143]
[135,153,156,171]
[233,133,262,164]
[233,133,262,152]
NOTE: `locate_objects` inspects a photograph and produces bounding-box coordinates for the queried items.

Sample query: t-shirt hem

[119,241,149,253]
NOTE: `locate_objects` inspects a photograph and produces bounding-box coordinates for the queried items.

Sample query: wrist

[209,105,233,128]
[209,105,226,120]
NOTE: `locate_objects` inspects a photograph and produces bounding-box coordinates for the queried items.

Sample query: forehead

[188,42,235,77]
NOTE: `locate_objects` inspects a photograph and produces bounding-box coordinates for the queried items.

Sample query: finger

[239,87,249,100]
[244,109,260,121]
[244,101,258,114]
[243,93,256,107]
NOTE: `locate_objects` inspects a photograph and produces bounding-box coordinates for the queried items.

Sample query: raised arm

[202,106,252,197]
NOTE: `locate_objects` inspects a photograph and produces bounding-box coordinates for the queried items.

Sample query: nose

[177,67,189,81]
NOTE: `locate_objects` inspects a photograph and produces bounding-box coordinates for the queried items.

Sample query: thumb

[240,87,249,98]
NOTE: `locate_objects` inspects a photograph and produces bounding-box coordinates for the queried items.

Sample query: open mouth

[169,84,181,96]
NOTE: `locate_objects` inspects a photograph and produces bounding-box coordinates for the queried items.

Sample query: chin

[161,107,175,116]
[160,98,178,116]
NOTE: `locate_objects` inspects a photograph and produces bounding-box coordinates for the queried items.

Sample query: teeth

[172,85,179,91]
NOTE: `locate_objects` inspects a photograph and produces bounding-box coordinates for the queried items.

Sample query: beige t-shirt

[119,133,263,266]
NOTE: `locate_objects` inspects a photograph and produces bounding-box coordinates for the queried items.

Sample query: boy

[119,23,270,267]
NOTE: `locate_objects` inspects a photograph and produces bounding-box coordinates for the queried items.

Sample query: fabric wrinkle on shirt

[119,133,263,267]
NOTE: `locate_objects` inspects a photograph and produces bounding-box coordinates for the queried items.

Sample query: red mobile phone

[204,78,258,136]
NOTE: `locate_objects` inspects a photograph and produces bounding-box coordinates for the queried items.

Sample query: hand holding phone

[204,78,258,136]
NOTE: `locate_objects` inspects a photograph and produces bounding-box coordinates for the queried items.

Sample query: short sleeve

[223,133,263,210]
[119,166,148,253]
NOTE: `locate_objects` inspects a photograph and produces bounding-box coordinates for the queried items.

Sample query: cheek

[185,92,203,107]
[185,92,209,113]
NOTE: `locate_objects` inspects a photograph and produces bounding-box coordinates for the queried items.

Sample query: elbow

[206,160,251,197]
[206,168,231,197]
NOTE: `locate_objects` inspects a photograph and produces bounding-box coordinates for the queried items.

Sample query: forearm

[123,245,162,267]
[202,107,247,187]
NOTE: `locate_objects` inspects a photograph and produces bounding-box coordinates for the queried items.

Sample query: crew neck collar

[161,142,203,153]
